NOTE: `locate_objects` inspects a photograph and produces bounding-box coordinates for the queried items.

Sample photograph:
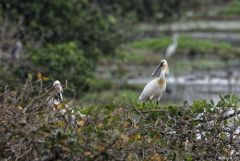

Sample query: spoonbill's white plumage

[139,60,169,102]
[47,80,63,107]
[165,34,178,58]
[53,80,63,103]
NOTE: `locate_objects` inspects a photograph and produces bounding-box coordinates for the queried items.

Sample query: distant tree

[0,0,125,89]
[29,42,93,90]
[0,0,123,58]
[95,0,201,21]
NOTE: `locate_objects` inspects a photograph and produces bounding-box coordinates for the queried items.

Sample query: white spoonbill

[47,80,64,108]
[139,60,169,102]
[53,80,63,103]
[165,34,178,58]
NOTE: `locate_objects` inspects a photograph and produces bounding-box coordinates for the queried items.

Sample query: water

[128,73,240,103]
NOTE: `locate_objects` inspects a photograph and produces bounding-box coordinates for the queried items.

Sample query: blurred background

[1,0,240,105]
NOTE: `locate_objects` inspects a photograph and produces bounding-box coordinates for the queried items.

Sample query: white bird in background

[139,59,169,102]
[52,80,64,104]
[10,40,23,59]
[165,34,179,58]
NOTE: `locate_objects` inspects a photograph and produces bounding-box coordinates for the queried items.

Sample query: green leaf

[210,99,215,107]
[185,154,193,161]
[224,95,231,99]
[27,73,33,81]
[192,100,206,113]
[216,100,225,107]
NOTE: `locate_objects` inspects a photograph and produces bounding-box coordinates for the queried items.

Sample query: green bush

[29,42,92,90]
[219,0,240,16]
[1,83,240,160]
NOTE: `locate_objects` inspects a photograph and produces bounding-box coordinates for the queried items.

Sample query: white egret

[165,34,179,58]
[139,60,169,102]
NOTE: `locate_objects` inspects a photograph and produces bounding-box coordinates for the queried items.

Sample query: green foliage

[0,0,123,57]
[131,37,171,50]
[118,50,144,64]
[79,78,144,106]
[219,0,240,16]
[131,36,238,56]
[0,56,34,91]
[80,89,139,105]
[1,0,231,91]
[217,94,240,109]
[0,0,122,49]
[0,0,132,90]
[1,83,240,160]
[0,69,22,90]
[116,89,139,102]
[192,99,212,113]
[97,0,201,21]
[88,78,113,92]
[29,42,92,89]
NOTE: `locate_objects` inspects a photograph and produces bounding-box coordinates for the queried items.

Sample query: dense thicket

[1,82,240,160]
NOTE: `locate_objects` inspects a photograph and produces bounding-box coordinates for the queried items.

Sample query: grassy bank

[102,36,240,66]
[131,36,239,56]
[219,0,240,17]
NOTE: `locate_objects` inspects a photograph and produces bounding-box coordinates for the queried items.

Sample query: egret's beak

[151,63,163,76]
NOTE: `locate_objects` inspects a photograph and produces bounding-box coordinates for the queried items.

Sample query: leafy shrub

[1,82,240,160]
[29,42,93,90]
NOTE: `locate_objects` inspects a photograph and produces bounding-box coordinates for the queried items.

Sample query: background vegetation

[1,1,240,160]
[1,0,237,92]
[1,82,240,160]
